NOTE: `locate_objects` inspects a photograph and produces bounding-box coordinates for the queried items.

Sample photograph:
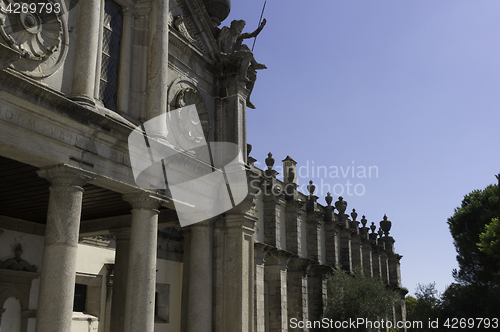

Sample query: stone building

[0,1,406,332]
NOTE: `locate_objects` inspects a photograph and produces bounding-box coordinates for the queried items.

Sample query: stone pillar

[378,238,390,285]
[361,239,373,278]
[287,258,309,332]
[265,252,288,332]
[117,9,134,114]
[254,245,267,332]
[35,165,93,332]
[350,232,363,271]
[324,198,339,269]
[122,192,163,332]
[371,245,382,280]
[388,253,402,287]
[307,265,327,332]
[213,205,256,332]
[180,228,191,332]
[263,179,281,248]
[285,199,302,255]
[306,190,321,262]
[144,0,169,137]
[218,73,250,161]
[339,229,352,272]
[110,228,131,332]
[187,221,213,332]
[71,0,101,105]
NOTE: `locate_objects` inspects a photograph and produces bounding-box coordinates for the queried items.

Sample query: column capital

[123,191,165,211]
[113,227,132,241]
[37,164,94,187]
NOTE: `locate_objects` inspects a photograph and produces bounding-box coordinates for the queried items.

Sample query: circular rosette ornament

[0,0,68,77]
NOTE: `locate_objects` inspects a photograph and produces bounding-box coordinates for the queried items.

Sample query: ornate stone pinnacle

[265,152,275,170]
[325,192,333,206]
[377,227,383,238]
[351,208,358,221]
[380,214,392,237]
[370,222,376,233]
[307,180,315,195]
[361,215,367,227]
[335,196,347,215]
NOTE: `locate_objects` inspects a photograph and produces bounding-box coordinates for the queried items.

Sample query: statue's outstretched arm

[241,18,266,40]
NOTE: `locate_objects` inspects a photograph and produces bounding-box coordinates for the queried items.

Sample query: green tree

[405,283,441,332]
[447,183,499,286]
[478,217,500,270]
[323,268,402,332]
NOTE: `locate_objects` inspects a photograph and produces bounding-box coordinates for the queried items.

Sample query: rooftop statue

[217,18,267,109]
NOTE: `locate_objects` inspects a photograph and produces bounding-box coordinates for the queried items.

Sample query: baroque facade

[0,1,406,332]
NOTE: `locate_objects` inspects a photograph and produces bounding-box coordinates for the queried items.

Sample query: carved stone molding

[0,244,36,272]
[0,0,69,77]
[173,15,196,44]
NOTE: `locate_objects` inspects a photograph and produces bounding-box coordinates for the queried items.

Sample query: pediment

[170,0,222,60]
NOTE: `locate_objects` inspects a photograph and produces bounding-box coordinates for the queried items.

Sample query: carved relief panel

[0,0,69,77]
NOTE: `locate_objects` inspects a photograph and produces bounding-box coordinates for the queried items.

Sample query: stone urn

[202,0,231,26]
[380,214,392,236]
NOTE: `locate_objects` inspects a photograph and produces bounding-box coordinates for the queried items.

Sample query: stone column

[218,74,250,162]
[307,265,327,331]
[306,191,321,262]
[378,238,390,285]
[71,0,101,105]
[265,251,288,332]
[287,258,309,332]
[388,253,402,288]
[145,0,169,137]
[350,233,362,271]
[187,221,213,332]
[371,245,382,280]
[181,228,191,332]
[254,245,267,332]
[263,179,281,248]
[324,199,339,269]
[361,239,373,278]
[110,228,131,332]
[35,165,93,332]
[214,207,256,332]
[122,192,163,332]
[285,198,302,256]
[339,230,352,272]
[117,8,134,114]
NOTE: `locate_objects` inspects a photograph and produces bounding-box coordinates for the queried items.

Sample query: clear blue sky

[224,0,500,296]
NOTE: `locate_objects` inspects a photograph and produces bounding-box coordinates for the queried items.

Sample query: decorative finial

[378,227,383,238]
[265,152,275,170]
[247,143,252,157]
[335,196,347,215]
[14,244,23,259]
[370,222,376,233]
[361,215,367,227]
[288,167,295,183]
[351,208,358,221]
[380,214,392,237]
[325,192,333,206]
[307,180,315,195]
